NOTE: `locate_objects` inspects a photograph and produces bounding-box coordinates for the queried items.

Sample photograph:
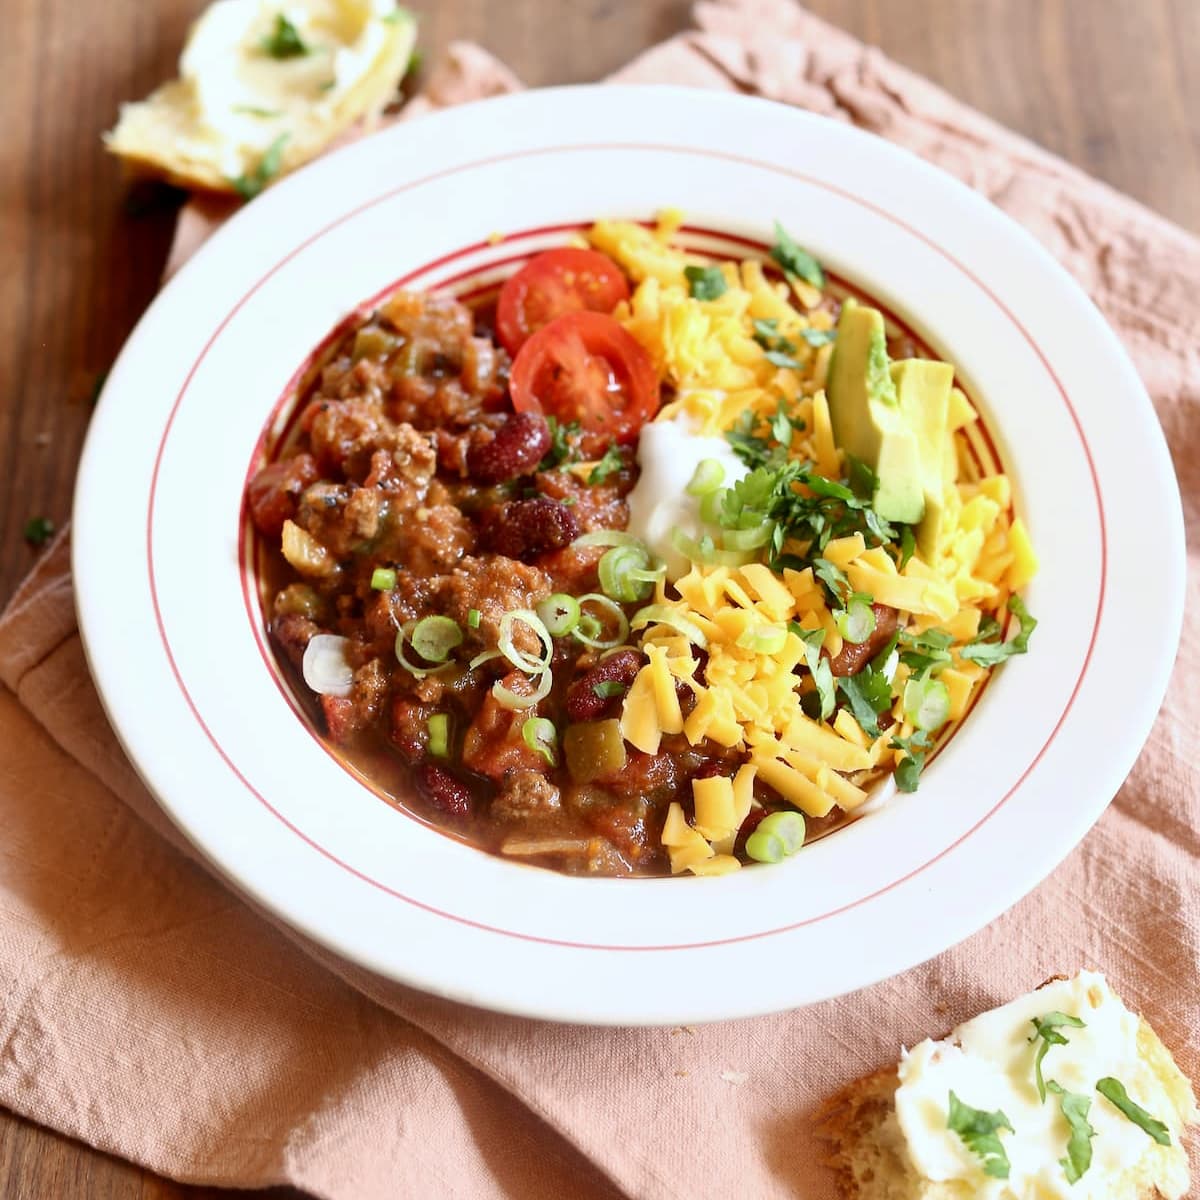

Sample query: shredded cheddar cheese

[586,214,1038,874]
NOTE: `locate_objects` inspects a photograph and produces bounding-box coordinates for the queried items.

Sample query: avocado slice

[890,359,955,560]
[825,299,924,524]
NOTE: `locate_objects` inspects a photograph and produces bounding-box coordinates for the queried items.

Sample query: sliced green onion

[492,667,554,711]
[467,608,481,629]
[699,488,727,525]
[599,545,656,603]
[410,615,463,663]
[685,457,726,496]
[571,593,630,649]
[395,625,452,678]
[498,609,554,673]
[835,597,877,645]
[302,633,355,697]
[370,567,397,591]
[721,521,775,552]
[903,676,951,732]
[736,621,788,656]
[521,716,558,766]
[572,530,645,550]
[468,648,502,671]
[745,810,806,864]
[630,604,708,649]
[536,593,582,637]
[427,713,450,758]
[671,527,757,568]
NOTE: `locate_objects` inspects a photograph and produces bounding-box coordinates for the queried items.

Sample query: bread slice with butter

[105,0,416,195]
[823,971,1197,1199]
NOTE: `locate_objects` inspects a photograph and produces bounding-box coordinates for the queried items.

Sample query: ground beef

[491,770,562,822]
[534,466,631,533]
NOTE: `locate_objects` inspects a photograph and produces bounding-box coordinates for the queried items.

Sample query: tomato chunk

[508,311,659,443]
[496,248,629,355]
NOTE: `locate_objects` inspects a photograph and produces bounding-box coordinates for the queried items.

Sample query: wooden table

[2,0,1197,1194]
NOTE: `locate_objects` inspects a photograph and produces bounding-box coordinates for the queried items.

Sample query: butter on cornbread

[823,971,1197,1199]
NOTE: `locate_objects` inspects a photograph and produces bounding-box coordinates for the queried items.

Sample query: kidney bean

[828,604,899,677]
[565,649,644,721]
[466,412,551,483]
[416,763,472,817]
[484,497,580,562]
[247,454,319,537]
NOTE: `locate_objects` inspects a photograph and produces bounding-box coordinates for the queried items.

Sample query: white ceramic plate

[73,86,1184,1025]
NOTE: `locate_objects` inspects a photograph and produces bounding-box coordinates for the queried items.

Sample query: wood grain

[1,0,1197,1194]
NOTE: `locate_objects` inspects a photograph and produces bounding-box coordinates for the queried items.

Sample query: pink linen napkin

[1,2,1197,1196]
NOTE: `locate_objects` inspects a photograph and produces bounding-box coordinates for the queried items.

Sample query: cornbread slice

[105,0,416,194]
[823,972,1197,1199]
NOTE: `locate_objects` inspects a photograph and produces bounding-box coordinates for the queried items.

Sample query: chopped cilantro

[539,416,582,469]
[588,443,624,485]
[836,666,892,739]
[946,1091,1013,1180]
[683,264,727,301]
[23,516,55,547]
[752,319,794,352]
[897,524,916,569]
[790,624,835,720]
[592,680,627,700]
[259,13,310,58]
[799,327,836,347]
[1029,1012,1086,1102]
[1096,1077,1171,1146]
[899,627,954,676]
[770,399,798,447]
[764,348,803,370]
[890,729,931,792]
[961,594,1037,666]
[769,220,826,289]
[1046,1082,1095,1184]
[231,134,290,200]
[811,556,850,606]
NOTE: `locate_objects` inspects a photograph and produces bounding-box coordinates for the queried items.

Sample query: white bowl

[73,86,1184,1025]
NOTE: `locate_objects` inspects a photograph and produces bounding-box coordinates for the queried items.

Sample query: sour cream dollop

[625,414,749,581]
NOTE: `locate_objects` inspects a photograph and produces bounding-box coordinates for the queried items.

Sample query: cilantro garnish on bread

[823,971,1197,1199]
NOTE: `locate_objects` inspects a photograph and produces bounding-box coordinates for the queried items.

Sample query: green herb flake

[684,264,728,301]
[799,327,836,347]
[1029,1012,1086,1102]
[1096,1077,1172,1146]
[946,1091,1013,1180]
[538,416,582,470]
[1045,1082,1095,1184]
[812,556,850,606]
[899,627,954,676]
[231,133,290,200]
[23,516,55,547]
[593,680,627,700]
[233,104,284,118]
[897,524,916,569]
[961,594,1037,667]
[259,13,310,58]
[769,220,826,289]
[790,624,835,719]
[764,348,803,370]
[889,729,931,792]
[837,667,892,740]
[588,443,624,485]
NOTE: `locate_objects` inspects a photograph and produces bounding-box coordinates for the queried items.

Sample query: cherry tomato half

[496,248,630,356]
[508,311,660,443]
